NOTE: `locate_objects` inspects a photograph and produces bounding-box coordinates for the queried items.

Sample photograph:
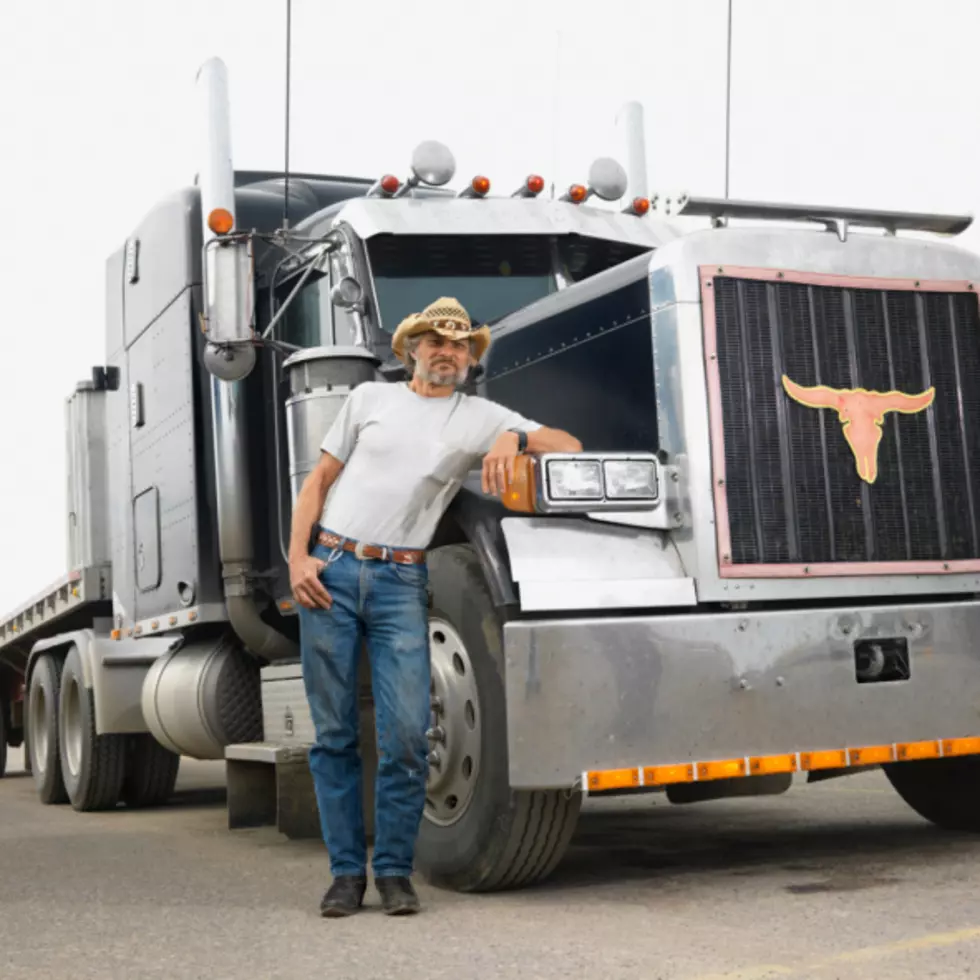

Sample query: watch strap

[509,428,528,453]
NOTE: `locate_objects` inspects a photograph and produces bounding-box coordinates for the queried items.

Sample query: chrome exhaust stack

[196,56,295,663]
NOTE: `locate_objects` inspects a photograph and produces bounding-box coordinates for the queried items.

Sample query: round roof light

[588,157,628,202]
[411,140,456,187]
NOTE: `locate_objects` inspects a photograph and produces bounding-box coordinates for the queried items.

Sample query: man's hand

[290,554,333,610]
[482,431,521,497]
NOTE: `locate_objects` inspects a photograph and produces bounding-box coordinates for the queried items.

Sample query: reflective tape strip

[583,734,980,794]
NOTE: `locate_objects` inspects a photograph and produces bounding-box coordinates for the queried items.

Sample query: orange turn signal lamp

[365,173,402,198]
[207,207,234,235]
[623,196,651,216]
[501,454,538,513]
[583,735,980,794]
[561,183,589,204]
[457,175,492,199]
[512,174,546,198]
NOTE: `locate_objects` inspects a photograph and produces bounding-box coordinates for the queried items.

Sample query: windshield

[366,234,557,332]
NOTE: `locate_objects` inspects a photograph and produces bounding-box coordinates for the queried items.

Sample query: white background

[1,0,977,611]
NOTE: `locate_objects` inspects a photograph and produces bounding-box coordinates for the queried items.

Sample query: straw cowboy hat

[391,297,492,365]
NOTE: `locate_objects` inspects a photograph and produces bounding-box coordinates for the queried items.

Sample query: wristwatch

[508,428,528,453]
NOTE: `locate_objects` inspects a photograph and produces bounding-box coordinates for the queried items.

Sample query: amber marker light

[207,207,234,235]
[502,455,538,512]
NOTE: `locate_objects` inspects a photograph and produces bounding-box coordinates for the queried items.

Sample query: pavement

[4,746,980,980]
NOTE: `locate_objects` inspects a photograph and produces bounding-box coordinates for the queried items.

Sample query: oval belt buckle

[354,541,367,561]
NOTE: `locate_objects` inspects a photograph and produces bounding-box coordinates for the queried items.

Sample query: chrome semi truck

[3,56,980,892]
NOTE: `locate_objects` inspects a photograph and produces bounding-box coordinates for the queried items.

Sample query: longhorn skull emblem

[781,375,935,484]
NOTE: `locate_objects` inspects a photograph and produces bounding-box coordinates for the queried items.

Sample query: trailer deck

[0,564,112,673]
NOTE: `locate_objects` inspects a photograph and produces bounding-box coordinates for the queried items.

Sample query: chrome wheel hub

[425,618,481,827]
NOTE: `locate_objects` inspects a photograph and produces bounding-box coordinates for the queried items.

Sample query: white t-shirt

[318,381,542,549]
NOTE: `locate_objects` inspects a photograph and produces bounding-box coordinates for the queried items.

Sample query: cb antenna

[724,0,733,199]
[283,0,293,229]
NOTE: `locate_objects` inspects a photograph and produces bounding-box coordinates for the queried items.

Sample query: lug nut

[427,725,446,744]
[430,695,444,713]
[427,751,442,770]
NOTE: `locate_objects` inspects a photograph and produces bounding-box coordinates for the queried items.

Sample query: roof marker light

[366,174,401,198]
[512,174,546,198]
[457,175,491,198]
[560,183,589,204]
[623,196,651,216]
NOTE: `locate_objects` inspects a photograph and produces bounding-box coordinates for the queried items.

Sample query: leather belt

[317,530,426,566]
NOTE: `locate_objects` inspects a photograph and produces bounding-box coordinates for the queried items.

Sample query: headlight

[545,459,603,501]
[603,459,658,499]
[497,452,663,515]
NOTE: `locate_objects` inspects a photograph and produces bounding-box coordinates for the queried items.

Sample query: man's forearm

[526,426,583,454]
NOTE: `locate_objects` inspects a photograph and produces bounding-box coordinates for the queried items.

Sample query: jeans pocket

[389,560,428,588]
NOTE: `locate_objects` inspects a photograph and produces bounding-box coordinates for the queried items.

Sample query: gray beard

[414,361,469,388]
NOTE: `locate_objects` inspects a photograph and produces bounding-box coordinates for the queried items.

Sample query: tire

[28,654,68,804]
[121,734,180,808]
[884,756,980,831]
[58,646,126,812]
[415,544,581,893]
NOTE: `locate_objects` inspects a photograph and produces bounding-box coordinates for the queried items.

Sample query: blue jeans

[298,536,431,879]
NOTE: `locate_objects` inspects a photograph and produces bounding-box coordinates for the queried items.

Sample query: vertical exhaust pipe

[196,56,296,662]
[616,100,649,203]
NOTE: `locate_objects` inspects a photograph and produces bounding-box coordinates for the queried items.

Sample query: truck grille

[702,267,980,575]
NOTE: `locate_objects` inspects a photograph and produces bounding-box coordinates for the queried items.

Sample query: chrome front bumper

[502,599,980,788]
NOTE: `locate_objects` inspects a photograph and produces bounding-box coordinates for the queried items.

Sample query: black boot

[320,875,367,918]
[376,876,421,915]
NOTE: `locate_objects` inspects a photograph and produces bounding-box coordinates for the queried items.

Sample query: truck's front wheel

[414,544,581,893]
[884,756,980,831]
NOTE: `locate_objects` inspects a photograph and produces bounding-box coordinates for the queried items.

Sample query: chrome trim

[304,197,681,250]
[647,225,980,604]
[127,603,228,639]
[499,516,695,613]
[661,193,972,238]
[503,598,980,788]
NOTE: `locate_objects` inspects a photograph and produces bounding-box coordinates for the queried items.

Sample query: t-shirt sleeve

[319,386,363,463]
[474,399,544,454]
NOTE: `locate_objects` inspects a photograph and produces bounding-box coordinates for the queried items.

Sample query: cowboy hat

[391,296,492,364]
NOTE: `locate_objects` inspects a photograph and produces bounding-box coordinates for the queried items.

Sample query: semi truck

[4,55,980,893]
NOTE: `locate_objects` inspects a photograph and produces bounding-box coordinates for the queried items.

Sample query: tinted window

[366,234,557,332]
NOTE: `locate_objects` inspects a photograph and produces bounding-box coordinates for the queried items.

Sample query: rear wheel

[58,646,126,811]
[884,756,980,831]
[415,544,581,893]
[122,734,180,808]
[28,654,68,804]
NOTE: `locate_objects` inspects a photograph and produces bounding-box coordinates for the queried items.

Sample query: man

[287,296,582,918]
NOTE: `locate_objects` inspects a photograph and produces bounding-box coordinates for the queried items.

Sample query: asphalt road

[4,747,980,980]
